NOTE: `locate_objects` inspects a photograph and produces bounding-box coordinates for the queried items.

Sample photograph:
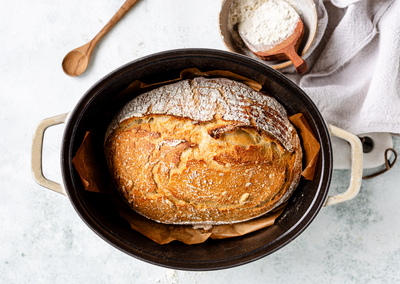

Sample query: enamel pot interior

[61,49,332,271]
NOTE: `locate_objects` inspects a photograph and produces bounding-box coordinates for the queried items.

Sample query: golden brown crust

[105,78,302,225]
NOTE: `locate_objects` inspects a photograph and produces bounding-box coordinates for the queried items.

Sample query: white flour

[228,0,300,49]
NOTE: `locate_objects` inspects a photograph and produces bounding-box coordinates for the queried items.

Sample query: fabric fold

[284,0,399,135]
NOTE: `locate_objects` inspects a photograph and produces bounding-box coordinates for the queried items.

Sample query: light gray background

[1,0,399,283]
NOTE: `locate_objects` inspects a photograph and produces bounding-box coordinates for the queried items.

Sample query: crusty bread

[104,77,302,225]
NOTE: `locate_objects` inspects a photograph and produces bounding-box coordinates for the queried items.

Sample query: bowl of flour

[219,0,317,72]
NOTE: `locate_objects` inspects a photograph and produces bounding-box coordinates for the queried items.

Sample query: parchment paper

[72,68,320,245]
[289,113,320,180]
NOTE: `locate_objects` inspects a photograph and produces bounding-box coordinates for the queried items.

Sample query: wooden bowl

[219,0,318,71]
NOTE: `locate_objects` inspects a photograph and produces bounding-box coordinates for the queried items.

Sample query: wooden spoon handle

[285,47,308,74]
[90,0,141,52]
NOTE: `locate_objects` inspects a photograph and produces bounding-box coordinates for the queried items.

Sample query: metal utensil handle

[31,113,69,196]
[324,124,363,206]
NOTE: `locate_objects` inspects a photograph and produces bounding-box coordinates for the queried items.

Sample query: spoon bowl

[240,18,308,74]
[62,48,90,77]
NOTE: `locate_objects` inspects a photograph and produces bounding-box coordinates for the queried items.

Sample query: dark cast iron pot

[31,49,363,271]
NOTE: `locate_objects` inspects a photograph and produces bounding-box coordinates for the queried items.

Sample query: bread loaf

[104,77,302,225]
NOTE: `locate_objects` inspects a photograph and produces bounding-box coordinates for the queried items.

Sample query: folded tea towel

[284,0,400,135]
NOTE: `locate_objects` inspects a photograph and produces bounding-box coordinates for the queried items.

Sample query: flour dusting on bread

[106,77,295,152]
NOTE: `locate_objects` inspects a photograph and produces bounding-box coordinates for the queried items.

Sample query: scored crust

[104,77,302,225]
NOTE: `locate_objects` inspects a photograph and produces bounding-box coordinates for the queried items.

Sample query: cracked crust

[105,77,296,152]
[104,78,302,225]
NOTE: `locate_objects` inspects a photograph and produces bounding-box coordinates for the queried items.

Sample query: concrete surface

[1,0,399,283]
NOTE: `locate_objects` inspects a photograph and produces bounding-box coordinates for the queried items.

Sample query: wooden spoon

[240,18,308,74]
[62,0,141,77]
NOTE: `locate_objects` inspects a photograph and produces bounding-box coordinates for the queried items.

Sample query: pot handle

[324,124,363,206]
[31,113,69,196]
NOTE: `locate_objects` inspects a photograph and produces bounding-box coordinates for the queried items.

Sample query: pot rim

[60,48,332,271]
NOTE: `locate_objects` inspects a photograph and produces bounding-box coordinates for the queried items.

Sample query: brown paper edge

[289,113,320,180]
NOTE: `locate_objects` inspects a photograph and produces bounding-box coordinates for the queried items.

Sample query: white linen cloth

[283,0,400,135]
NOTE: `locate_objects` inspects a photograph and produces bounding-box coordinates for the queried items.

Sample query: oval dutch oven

[31,49,362,271]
